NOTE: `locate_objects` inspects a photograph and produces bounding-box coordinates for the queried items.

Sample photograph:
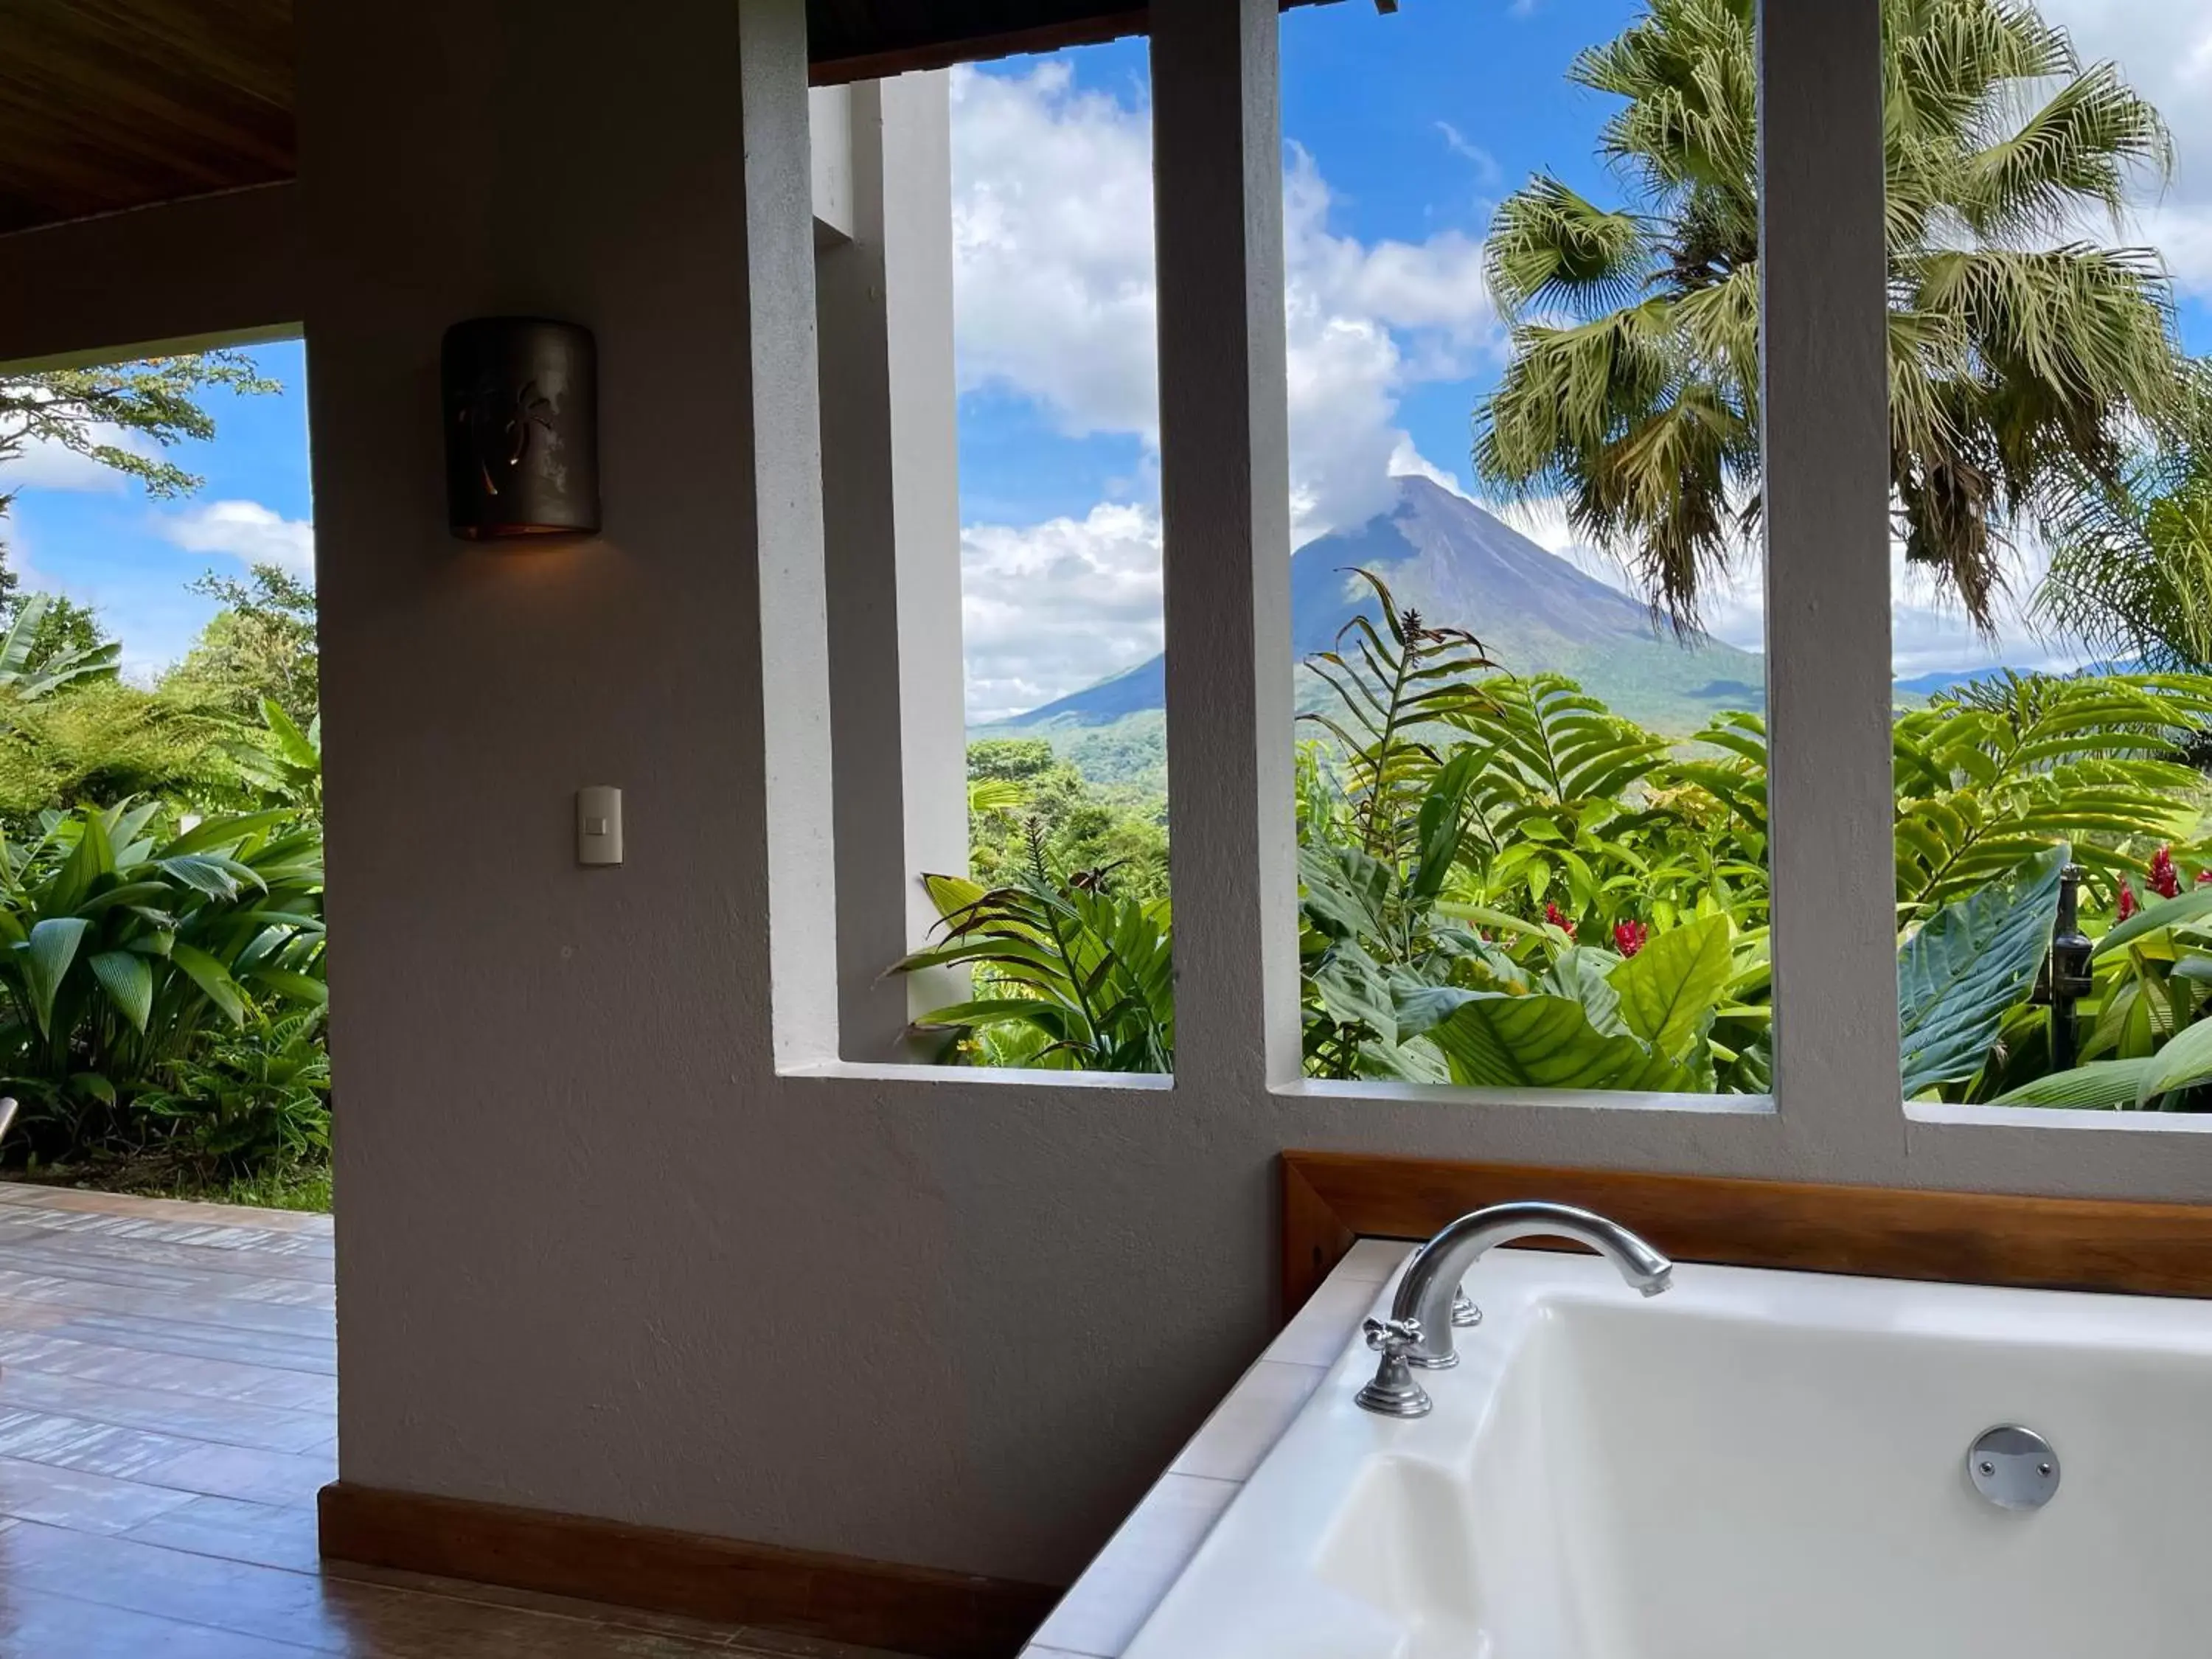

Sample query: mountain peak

[997,477,1764,736]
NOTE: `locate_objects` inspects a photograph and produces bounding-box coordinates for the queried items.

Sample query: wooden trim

[811,12,1147,86]
[0,182,299,369]
[1281,1152,1354,1324]
[1281,1150,2212,1317]
[318,1482,1061,1659]
[807,0,1345,87]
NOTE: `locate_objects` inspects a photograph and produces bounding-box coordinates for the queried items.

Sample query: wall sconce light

[442,317,600,540]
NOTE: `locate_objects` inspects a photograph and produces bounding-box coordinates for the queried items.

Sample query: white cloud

[950,63,1491,534]
[2033,1,2212,296]
[156,499,316,575]
[961,503,1164,723]
[951,62,1161,440]
[0,426,159,495]
[1509,490,2083,680]
[949,61,1496,714]
[1436,122,1502,187]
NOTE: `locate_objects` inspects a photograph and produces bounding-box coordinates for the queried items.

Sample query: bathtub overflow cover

[1967,1425,2059,1511]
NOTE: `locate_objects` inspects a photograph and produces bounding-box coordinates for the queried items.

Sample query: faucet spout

[1392,1201,1671,1373]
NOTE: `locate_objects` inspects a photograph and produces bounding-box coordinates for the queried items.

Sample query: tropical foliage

[901,823,1172,1071]
[1472,0,2194,631]
[0,339,327,1198]
[0,797,326,1160]
[0,577,330,1185]
[913,572,2212,1113]
[966,737,1169,902]
[2036,442,2212,674]
[136,1009,332,1173]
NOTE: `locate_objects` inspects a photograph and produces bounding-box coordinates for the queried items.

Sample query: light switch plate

[577,786,622,866]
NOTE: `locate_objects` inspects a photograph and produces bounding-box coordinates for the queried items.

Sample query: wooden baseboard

[1282,1150,2212,1317]
[318,1482,1061,1659]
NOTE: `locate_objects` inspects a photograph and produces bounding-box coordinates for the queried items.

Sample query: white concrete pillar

[1150,0,1301,1094]
[1759,0,1903,1168]
[815,74,968,1061]
[741,0,841,1070]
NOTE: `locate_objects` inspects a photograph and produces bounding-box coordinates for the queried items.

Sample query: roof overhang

[0,0,1360,236]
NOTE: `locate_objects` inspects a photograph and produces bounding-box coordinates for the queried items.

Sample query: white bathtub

[1121,1248,2212,1659]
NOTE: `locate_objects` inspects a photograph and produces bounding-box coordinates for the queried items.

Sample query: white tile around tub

[1028,1472,1239,1658]
[1267,1263,1387,1367]
[1169,1360,1325,1484]
[1334,1238,1413,1284]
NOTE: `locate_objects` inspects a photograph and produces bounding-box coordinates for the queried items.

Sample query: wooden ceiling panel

[0,0,292,234]
[0,0,1352,234]
[806,0,1346,84]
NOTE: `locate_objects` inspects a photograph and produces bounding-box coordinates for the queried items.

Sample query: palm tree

[1475,0,2191,635]
[2034,441,2212,671]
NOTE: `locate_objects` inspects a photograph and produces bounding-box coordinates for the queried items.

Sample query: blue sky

[5,0,2209,706]
[952,1,1654,535]
[1,336,312,679]
[950,0,2212,717]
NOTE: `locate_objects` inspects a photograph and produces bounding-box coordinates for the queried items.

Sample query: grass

[10,1154,332,1214]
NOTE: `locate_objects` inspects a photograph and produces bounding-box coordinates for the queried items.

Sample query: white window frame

[745,0,2212,1204]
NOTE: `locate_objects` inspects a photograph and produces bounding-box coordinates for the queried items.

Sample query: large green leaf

[1407,754,1478,909]
[243,966,328,1007]
[167,942,249,1026]
[1990,1058,2156,1109]
[156,810,294,860]
[911,998,1080,1043]
[1545,945,1629,1035]
[88,950,153,1033]
[1609,914,1732,1059]
[2134,1018,2212,1108]
[1406,989,1665,1091]
[1899,844,2067,1099]
[21,917,88,1035]
[2093,886,2212,958]
[156,855,262,900]
[1298,843,1389,942]
[1312,941,1397,1043]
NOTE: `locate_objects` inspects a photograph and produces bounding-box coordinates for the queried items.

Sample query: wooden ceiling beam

[0,0,1366,234]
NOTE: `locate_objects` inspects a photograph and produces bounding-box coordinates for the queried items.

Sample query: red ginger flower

[2118,879,2140,922]
[2198,869,2212,887]
[2152,846,2183,900]
[1613,919,1649,957]
[1544,901,1576,939]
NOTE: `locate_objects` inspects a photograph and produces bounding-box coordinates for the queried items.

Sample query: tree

[2034,442,2212,672]
[1475,0,2190,633]
[0,681,226,819]
[162,563,319,726]
[13,594,111,675]
[0,594,119,700]
[0,353,280,603]
[965,739,1169,902]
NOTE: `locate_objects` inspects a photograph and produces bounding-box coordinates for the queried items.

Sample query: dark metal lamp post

[2037,863,2096,1071]
[441,318,600,540]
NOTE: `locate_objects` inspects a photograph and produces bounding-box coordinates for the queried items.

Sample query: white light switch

[577,786,623,866]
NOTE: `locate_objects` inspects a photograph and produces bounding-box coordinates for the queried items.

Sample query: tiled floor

[0,1180,905,1658]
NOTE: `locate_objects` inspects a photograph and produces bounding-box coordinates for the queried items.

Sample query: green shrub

[0,799,326,1158]
[137,1009,331,1175]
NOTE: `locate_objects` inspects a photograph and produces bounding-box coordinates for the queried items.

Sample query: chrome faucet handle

[1356,1317,1433,1419]
[1363,1315,1422,1354]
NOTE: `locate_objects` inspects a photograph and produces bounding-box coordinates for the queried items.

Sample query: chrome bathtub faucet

[1355,1201,1674,1419]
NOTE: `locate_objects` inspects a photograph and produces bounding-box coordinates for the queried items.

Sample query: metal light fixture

[441,317,600,540]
